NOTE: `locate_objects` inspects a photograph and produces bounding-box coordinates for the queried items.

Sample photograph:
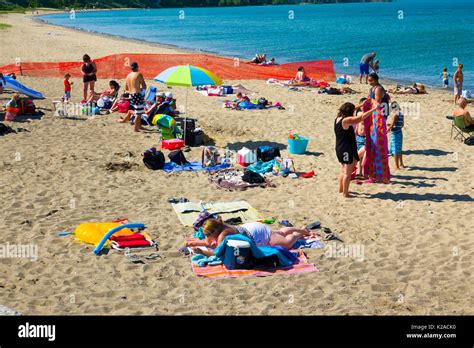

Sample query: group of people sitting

[116,90,176,132]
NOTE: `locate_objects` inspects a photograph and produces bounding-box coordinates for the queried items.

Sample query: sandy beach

[0,12,473,315]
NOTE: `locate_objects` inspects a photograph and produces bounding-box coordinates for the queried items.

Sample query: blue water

[41,0,473,89]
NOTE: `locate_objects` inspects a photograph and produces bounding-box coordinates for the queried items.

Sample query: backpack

[18,99,36,115]
[257,146,281,163]
[168,150,188,165]
[201,146,221,167]
[258,97,269,106]
[242,169,265,184]
[326,87,341,95]
[143,147,165,170]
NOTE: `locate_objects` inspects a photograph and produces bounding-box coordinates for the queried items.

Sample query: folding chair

[447,115,474,142]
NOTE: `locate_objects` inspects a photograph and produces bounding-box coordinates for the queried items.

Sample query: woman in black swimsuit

[81,54,97,102]
[335,100,378,198]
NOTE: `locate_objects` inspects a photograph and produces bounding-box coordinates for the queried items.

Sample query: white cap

[165,92,173,98]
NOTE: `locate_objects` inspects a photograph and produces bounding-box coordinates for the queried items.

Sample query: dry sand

[0,12,473,315]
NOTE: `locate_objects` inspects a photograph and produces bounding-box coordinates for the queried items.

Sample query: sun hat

[165,91,173,98]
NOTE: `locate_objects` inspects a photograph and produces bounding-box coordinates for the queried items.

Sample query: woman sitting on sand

[390,83,427,94]
[190,218,319,256]
[288,66,312,86]
[86,80,120,104]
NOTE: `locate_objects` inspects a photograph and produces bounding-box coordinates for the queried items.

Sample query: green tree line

[1,0,390,10]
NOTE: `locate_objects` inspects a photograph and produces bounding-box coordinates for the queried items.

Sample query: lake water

[41,0,473,89]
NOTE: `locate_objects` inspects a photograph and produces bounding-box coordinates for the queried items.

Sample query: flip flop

[364,179,376,183]
[353,179,362,184]
[125,253,144,264]
[306,221,321,230]
[144,252,161,260]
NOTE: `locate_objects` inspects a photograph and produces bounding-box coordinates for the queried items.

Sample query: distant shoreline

[33,10,450,92]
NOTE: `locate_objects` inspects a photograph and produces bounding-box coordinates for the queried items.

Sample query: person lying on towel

[191,218,318,256]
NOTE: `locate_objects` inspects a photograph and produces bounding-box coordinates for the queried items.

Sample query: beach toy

[288,135,309,154]
[93,223,145,255]
[74,222,135,246]
[162,138,184,150]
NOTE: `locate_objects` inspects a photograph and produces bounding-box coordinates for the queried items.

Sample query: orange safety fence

[0,53,335,82]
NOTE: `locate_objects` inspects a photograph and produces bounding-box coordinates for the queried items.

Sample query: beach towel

[191,249,317,278]
[209,168,273,191]
[246,159,275,175]
[363,106,391,183]
[171,200,264,227]
[162,161,230,173]
[292,238,325,249]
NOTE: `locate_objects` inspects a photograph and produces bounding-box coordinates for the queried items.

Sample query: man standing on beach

[125,62,147,132]
[359,52,377,84]
[453,63,464,104]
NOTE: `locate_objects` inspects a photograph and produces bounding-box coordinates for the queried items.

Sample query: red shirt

[64,79,71,92]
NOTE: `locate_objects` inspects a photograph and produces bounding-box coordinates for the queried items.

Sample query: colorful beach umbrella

[153,65,222,87]
[153,65,223,147]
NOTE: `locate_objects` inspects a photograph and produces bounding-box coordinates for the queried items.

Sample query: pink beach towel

[191,250,318,278]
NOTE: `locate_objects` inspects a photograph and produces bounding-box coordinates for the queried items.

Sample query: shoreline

[32,10,454,93]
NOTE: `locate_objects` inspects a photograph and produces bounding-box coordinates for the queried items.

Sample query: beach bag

[192,210,219,231]
[258,97,269,107]
[336,77,347,84]
[222,86,233,94]
[143,147,165,170]
[327,87,341,95]
[242,169,265,184]
[117,101,130,113]
[272,157,295,176]
[168,149,188,165]
[257,146,281,163]
[202,146,221,167]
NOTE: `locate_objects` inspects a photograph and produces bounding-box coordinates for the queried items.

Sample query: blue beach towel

[162,161,230,173]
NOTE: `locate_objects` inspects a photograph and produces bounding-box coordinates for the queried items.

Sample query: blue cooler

[223,239,254,269]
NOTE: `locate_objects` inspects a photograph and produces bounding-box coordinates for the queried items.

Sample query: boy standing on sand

[453,64,464,104]
[63,73,73,102]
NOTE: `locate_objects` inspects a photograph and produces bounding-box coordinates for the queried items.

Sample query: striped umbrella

[153,65,223,147]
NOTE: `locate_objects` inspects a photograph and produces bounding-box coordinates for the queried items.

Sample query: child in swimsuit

[190,218,318,256]
[440,68,451,88]
[387,102,405,170]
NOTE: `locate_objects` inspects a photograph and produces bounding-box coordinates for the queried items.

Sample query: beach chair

[448,115,474,142]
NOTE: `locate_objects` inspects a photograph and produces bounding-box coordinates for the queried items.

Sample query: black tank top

[334,117,359,164]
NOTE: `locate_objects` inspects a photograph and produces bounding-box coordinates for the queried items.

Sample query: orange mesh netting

[0,53,335,82]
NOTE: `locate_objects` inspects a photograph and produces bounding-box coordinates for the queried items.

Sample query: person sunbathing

[390,83,427,94]
[250,53,267,64]
[87,80,120,104]
[190,218,318,256]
